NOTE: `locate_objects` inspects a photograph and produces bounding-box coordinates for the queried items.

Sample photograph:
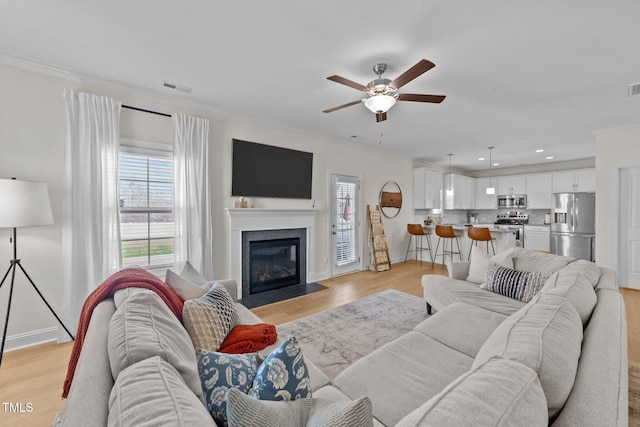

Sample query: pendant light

[446,153,454,196]
[486,146,496,195]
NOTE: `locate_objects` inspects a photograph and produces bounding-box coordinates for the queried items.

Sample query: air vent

[627,82,640,97]
[161,81,192,93]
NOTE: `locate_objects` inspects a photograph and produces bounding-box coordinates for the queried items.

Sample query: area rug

[630,361,640,426]
[276,289,429,379]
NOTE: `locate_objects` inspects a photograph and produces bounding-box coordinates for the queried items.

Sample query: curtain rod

[122,105,171,118]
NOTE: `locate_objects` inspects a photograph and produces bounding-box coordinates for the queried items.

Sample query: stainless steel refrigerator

[550,192,596,261]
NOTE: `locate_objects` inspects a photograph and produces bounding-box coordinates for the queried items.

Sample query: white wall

[0,62,414,347]
[594,126,640,270]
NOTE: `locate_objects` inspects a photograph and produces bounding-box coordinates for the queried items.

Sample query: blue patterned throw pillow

[248,337,312,401]
[196,348,259,426]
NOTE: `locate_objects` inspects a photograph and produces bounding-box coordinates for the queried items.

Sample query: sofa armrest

[58,299,116,427]
[215,279,239,302]
[447,261,470,280]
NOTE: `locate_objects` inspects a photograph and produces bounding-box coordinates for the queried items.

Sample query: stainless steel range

[495,213,528,248]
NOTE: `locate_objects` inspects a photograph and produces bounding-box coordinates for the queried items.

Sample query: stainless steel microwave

[497,194,527,209]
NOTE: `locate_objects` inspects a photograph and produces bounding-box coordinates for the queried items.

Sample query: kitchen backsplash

[414,209,551,225]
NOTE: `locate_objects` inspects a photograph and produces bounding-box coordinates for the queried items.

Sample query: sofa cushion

[506,247,576,264]
[561,259,602,287]
[334,331,473,427]
[422,274,525,315]
[473,292,583,419]
[107,290,203,401]
[413,302,508,358]
[226,388,373,427]
[541,270,597,326]
[108,356,215,427]
[165,261,212,300]
[183,283,239,351]
[249,337,312,401]
[466,247,513,284]
[481,261,553,302]
[196,348,259,426]
[512,256,571,273]
[395,358,548,427]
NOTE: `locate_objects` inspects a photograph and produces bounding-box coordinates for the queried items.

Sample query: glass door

[330,174,360,276]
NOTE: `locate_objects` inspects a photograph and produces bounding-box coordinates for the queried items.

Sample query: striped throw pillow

[481,261,552,302]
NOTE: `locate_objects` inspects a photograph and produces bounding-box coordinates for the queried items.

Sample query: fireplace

[241,227,307,298]
[226,208,318,299]
[249,238,300,294]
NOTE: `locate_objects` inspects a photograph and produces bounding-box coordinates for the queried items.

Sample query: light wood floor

[0,261,638,426]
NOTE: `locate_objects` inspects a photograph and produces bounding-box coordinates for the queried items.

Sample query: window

[118,139,174,270]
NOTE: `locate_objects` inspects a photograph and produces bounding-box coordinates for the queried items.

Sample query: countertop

[423,224,515,233]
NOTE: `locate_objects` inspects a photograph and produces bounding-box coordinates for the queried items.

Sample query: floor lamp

[0,178,74,367]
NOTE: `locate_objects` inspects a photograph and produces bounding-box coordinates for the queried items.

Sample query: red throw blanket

[62,267,184,398]
[218,324,278,354]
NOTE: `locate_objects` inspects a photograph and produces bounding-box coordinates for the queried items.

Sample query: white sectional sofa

[55,248,628,426]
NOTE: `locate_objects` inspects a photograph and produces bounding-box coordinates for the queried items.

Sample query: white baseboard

[4,327,58,352]
[308,270,330,283]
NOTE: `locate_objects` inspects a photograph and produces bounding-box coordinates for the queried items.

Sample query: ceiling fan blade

[376,112,387,122]
[327,75,368,92]
[397,93,446,103]
[323,99,363,113]
[390,59,436,90]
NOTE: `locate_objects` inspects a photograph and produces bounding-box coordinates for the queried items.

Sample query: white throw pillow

[165,261,211,300]
[180,261,209,286]
[466,247,513,284]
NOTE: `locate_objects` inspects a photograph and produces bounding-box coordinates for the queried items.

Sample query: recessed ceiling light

[546,156,554,160]
[478,157,485,161]
[493,162,500,166]
[536,149,544,153]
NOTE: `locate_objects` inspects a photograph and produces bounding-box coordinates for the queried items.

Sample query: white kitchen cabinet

[476,177,498,209]
[465,176,476,209]
[552,169,595,193]
[413,168,443,209]
[524,225,550,252]
[497,175,526,195]
[525,173,553,209]
[444,174,475,209]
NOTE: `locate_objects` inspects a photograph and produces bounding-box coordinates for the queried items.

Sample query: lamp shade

[364,95,396,113]
[0,179,54,228]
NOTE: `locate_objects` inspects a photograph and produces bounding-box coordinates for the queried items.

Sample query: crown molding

[0,52,226,116]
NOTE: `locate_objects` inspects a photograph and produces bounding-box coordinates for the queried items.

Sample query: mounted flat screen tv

[231,139,313,199]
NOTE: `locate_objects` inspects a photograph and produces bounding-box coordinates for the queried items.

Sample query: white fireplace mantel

[225,208,318,297]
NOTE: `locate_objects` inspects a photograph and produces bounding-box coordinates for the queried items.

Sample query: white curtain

[173,114,214,279]
[60,89,122,341]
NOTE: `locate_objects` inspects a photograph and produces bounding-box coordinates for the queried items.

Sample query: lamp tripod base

[0,259,75,367]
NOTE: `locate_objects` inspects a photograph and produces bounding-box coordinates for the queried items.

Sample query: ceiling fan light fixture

[364,95,396,113]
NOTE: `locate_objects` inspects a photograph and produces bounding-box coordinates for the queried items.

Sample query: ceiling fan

[323,59,446,122]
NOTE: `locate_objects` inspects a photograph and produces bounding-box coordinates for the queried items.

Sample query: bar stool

[404,224,433,265]
[432,225,462,267]
[467,226,496,260]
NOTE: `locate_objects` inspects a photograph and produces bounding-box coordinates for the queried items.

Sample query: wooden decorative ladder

[367,205,391,271]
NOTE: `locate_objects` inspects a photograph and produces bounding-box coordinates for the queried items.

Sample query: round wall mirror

[379,181,402,218]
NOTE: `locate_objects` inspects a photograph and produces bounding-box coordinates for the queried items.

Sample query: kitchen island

[422,224,517,264]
